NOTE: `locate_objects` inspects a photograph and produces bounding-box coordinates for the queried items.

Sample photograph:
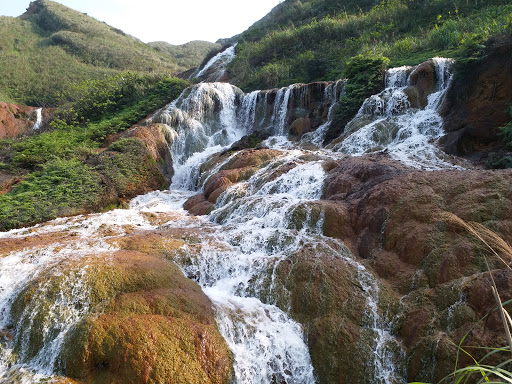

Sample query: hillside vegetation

[0,0,193,105]
[230,0,512,90]
[149,40,221,70]
[0,73,189,230]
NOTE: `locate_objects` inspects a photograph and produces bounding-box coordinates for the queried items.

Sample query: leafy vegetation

[229,0,512,90]
[0,72,188,230]
[0,158,101,230]
[148,40,221,70]
[1,74,188,170]
[326,53,389,143]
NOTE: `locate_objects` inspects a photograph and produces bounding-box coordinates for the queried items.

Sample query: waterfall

[332,58,457,170]
[301,80,345,146]
[150,82,245,190]
[1,58,466,383]
[192,45,237,82]
[356,264,406,383]
[33,108,42,131]
[270,85,294,136]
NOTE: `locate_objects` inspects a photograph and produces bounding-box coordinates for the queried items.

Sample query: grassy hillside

[148,40,221,70]
[0,0,186,105]
[229,0,512,90]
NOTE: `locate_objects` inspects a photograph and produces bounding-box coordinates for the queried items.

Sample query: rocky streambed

[0,53,511,384]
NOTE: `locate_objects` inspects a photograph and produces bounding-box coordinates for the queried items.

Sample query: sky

[1,0,282,45]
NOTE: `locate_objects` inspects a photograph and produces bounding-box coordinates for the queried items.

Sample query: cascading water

[192,45,237,82]
[301,80,345,146]
[270,85,295,136]
[32,108,42,131]
[0,59,465,383]
[332,58,458,170]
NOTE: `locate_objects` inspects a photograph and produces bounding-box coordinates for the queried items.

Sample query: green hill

[229,0,512,90]
[0,0,187,105]
[148,40,221,70]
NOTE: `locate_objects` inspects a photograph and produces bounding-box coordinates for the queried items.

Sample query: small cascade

[356,264,406,384]
[32,108,42,131]
[385,66,412,88]
[332,58,457,169]
[270,85,295,136]
[193,45,237,82]
[301,80,345,146]
[0,222,119,382]
[149,82,245,190]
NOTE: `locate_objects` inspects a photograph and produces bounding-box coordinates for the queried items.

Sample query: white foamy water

[32,108,42,131]
[332,58,458,170]
[0,59,465,383]
[193,45,237,82]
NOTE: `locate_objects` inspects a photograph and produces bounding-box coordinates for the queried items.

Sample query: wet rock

[184,194,215,216]
[184,149,282,213]
[289,116,312,140]
[219,131,271,157]
[405,60,436,109]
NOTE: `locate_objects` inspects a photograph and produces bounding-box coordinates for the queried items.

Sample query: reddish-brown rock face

[441,35,512,156]
[321,154,512,382]
[0,102,43,139]
[405,60,437,109]
[184,148,282,214]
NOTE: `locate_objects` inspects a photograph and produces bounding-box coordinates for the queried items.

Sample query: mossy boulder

[8,232,233,384]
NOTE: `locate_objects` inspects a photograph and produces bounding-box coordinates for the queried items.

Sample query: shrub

[325,53,390,143]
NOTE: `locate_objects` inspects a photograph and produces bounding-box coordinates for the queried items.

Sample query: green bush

[499,105,512,146]
[229,0,512,91]
[325,53,390,143]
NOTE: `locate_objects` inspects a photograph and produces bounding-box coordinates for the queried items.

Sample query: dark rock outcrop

[405,60,437,109]
[441,34,512,157]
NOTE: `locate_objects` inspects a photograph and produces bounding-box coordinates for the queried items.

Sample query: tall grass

[411,212,512,384]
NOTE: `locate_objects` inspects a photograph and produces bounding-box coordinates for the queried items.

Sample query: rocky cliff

[441,35,512,159]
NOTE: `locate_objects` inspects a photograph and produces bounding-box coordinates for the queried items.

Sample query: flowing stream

[0,59,461,383]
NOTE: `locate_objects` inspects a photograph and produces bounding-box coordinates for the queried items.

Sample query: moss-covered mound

[8,228,233,384]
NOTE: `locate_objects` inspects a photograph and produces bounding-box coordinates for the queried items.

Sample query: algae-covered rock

[8,232,233,384]
[271,240,371,384]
